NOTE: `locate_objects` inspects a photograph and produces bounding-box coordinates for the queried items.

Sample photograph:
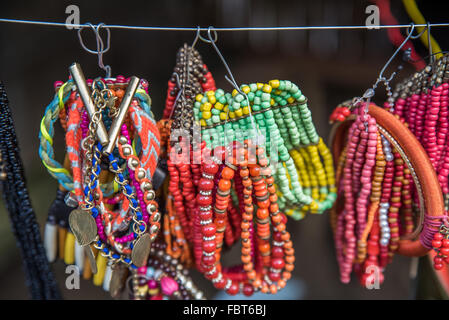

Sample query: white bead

[75,240,85,272]
[44,223,57,263]
[103,265,113,292]
[380,238,389,246]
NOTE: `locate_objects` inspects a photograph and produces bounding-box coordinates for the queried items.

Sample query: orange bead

[252,278,261,287]
[286,256,295,263]
[270,284,278,294]
[247,270,257,280]
[278,279,286,288]
[243,262,253,271]
[282,271,291,280]
[281,233,291,241]
[276,223,286,232]
[270,203,279,213]
[256,208,269,219]
[221,167,234,180]
[259,242,270,253]
[285,264,294,272]
[249,166,261,176]
[241,255,251,264]
[218,179,231,190]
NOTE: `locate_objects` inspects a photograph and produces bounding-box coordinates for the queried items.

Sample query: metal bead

[147,203,157,213]
[141,181,153,192]
[152,212,161,223]
[137,168,146,180]
[122,145,132,156]
[118,136,128,145]
[150,224,159,234]
[145,190,156,201]
[128,158,139,170]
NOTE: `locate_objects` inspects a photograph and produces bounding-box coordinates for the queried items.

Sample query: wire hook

[426,22,434,64]
[204,26,261,143]
[377,23,416,82]
[77,22,112,78]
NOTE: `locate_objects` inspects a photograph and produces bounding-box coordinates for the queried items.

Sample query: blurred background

[0,0,448,299]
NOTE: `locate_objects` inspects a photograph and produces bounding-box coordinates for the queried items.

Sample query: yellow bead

[206,90,215,96]
[256,83,263,90]
[200,119,207,127]
[208,95,216,104]
[223,105,229,112]
[262,84,272,93]
[242,86,251,94]
[196,94,204,102]
[64,232,75,265]
[229,111,236,119]
[235,108,243,117]
[232,89,239,97]
[275,90,282,95]
[269,79,280,89]
[201,102,212,111]
[202,111,212,119]
[93,254,107,286]
[220,113,228,120]
[287,97,295,104]
[242,106,250,115]
[270,98,275,106]
[215,102,224,110]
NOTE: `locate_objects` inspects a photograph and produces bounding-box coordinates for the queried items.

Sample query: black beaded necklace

[0,82,61,299]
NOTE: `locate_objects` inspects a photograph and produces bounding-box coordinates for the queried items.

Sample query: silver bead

[379,220,388,228]
[137,168,146,180]
[128,158,139,170]
[145,190,156,201]
[380,238,389,246]
[150,224,159,234]
[386,154,394,162]
[152,212,161,223]
[141,181,153,192]
[185,280,192,290]
[147,203,157,213]
[123,145,132,156]
[381,227,390,234]
[118,136,128,145]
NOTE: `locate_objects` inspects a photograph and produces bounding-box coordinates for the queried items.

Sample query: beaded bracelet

[194,80,336,220]
[330,102,446,284]
[41,72,162,274]
[195,140,294,296]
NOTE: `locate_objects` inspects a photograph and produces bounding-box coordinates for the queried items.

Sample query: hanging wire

[1,17,449,31]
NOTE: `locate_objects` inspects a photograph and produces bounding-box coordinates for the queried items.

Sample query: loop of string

[77,23,112,78]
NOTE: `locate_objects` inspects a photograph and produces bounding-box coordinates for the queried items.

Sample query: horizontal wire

[1,18,449,31]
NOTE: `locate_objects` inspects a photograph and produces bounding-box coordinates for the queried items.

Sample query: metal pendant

[69,209,97,246]
[131,233,152,268]
[109,264,128,298]
[84,245,98,275]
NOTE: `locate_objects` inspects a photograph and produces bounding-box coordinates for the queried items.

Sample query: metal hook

[204,26,260,141]
[377,23,416,83]
[427,22,434,64]
[191,26,201,49]
[77,23,112,78]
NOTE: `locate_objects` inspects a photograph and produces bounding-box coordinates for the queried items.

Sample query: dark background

[0,0,448,299]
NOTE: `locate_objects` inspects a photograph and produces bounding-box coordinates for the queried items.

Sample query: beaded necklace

[330,102,446,285]
[0,82,61,299]
[385,54,449,270]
